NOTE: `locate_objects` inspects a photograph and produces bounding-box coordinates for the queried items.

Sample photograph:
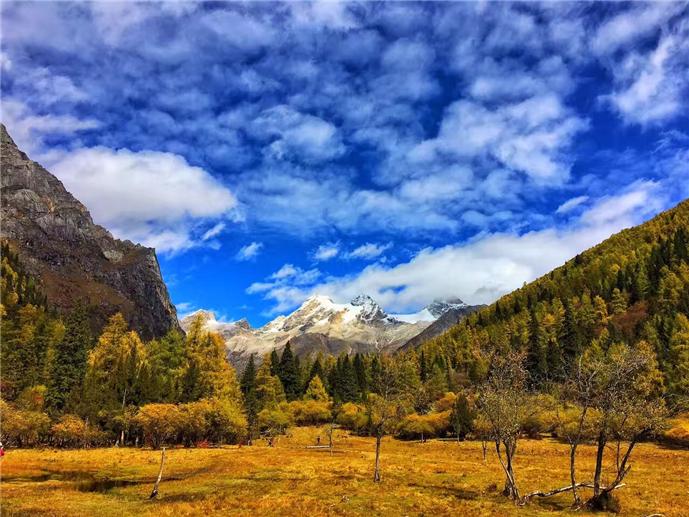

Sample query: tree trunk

[482,440,488,462]
[373,434,382,483]
[149,447,166,499]
[569,442,580,505]
[592,431,606,498]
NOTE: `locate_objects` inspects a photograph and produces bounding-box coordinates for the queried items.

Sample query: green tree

[277,342,300,400]
[240,354,259,441]
[46,304,92,413]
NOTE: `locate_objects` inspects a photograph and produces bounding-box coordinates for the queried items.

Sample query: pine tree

[277,342,300,400]
[419,350,428,382]
[353,353,368,397]
[46,304,92,412]
[559,301,580,365]
[240,354,259,440]
[270,349,280,376]
[526,309,547,381]
[333,355,359,402]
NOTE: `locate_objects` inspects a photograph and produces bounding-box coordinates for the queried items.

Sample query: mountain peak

[425,298,468,318]
[350,294,386,322]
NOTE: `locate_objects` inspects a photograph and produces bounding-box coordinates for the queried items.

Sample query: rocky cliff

[0,124,180,340]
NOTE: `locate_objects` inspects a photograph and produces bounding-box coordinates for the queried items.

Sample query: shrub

[134,403,182,449]
[335,402,368,433]
[0,400,51,447]
[201,398,247,444]
[50,414,107,448]
[661,413,689,448]
[258,406,293,434]
[288,399,331,425]
[397,411,451,440]
[433,392,457,412]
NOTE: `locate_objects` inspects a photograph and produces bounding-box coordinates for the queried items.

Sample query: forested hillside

[418,199,689,404]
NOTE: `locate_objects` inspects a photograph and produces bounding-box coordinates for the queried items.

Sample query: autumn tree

[81,313,148,442]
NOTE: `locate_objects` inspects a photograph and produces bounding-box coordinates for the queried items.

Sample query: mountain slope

[399,301,485,351]
[181,295,473,367]
[417,199,689,398]
[0,124,180,340]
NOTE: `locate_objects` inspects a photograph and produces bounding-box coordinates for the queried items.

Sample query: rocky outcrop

[0,124,180,340]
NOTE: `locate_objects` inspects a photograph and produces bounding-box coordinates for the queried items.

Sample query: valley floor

[1,427,687,516]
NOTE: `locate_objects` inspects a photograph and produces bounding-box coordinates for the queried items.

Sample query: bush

[335,402,368,433]
[134,403,182,449]
[288,399,331,426]
[50,414,107,448]
[258,406,293,434]
[201,398,247,444]
[0,399,51,447]
[661,413,689,448]
[397,411,451,440]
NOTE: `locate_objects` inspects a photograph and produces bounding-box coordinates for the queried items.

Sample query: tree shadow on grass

[407,482,480,501]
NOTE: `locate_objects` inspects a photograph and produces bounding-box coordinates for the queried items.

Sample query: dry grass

[1,427,688,516]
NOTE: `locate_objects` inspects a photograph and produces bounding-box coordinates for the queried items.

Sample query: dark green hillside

[418,199,689,403]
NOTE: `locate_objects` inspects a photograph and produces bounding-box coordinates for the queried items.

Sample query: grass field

[1,427,688,516]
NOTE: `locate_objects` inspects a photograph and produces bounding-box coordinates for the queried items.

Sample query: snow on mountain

[182,295,473,368]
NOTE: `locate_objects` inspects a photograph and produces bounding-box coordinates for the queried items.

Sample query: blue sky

[2,1,688,326]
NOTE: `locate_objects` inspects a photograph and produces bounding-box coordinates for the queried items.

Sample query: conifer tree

[240,354,259,440]
[353,353,368,397]
[277,342,300,400]
[46,304,92,412]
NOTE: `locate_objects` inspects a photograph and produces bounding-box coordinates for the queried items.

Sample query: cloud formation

[235,242,264,261]
[51,147,237,253]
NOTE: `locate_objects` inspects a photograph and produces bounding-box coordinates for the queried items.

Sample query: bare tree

[477,352,532,502]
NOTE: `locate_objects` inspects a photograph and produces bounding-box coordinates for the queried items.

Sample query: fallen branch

[149,447,166,500]
[521,482,626,504]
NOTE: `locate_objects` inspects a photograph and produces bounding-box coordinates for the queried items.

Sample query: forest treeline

[419,199,689,406]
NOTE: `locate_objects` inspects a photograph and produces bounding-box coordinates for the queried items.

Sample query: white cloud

[248,183,668,314]
[201,222,226,241]
[250,105,344,162]
[413,95,587,182]
[235,242,263,261]
[50,146,237,254]
[345,242,392,260]
[556,195,589,214]
[580,181,661,226]
[248,263,322,312]
[591,3,684,55]
[1,99,100,158]
[313,242,340,261]
[605,31,688,126]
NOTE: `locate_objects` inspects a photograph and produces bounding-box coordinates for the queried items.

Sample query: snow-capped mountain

[180,295,479,367]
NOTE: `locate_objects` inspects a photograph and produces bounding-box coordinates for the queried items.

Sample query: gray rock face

[0,124,180,340]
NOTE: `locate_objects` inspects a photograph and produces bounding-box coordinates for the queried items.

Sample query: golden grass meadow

[1,427,688,517]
